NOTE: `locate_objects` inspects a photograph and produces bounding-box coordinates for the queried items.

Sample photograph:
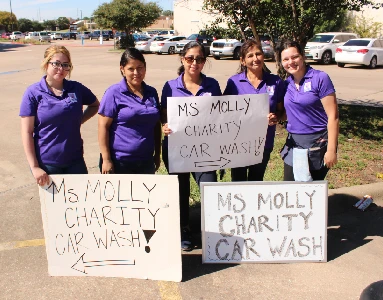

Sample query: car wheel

[213,56,221,60]
[369,56,377,69]
[233,47,241,60]
[337,62,345,68]
[156,52,162,55]
[321,51,332,65]
[168,46,175,54]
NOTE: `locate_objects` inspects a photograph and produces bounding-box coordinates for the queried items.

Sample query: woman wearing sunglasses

[20,45,100,186]
[161,41,222,251]
[98,48,161,175]
[224,39,286,182]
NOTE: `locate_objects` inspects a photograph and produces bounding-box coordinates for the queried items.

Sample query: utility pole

[9,0,13,31]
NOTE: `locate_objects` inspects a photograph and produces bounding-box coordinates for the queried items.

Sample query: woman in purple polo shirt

[161,41,222,251]
[98,48,161,174]
[278,40,339,181]
[224,39,285,181]
[20,45,99,186]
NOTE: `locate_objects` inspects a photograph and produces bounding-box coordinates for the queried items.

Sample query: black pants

[231,148,272,181]
[162,144,217,227]
[283,162,329,181]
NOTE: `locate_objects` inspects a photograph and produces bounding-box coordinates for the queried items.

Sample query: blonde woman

[20,45,99,186]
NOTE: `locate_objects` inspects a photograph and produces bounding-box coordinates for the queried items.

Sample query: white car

[335,38,383,69]
[50,32,62,40]
[135,36,166,53]
[210,39,243,60]
[149,36,186,54]
[10,31,24,40]
[304,32,357,65]
[25,31,50,42]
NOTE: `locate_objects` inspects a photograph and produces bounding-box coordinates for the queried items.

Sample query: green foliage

[56,17,70,30]
[347,14,383,37]
[162,10,173,17]
[31,20,44,32]
[43,20,57,31]
[118,35,136,49]
[93,0,162,35]
[313,10,352,35]
[18,18,33,32]
[0,11,17,31]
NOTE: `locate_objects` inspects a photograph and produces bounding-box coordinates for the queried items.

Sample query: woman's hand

[324,151,337,168]
[162,123,172,136]
[267,113,278,126]
[31,167,49,186]
[154,154,161,172]
[102,159,114,174]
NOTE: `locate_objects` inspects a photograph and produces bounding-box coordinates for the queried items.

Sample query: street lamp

[9,0,13,31]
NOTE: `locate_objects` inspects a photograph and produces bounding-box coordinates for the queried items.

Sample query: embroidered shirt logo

[266,85,275,96]
[68,93,78,103]
[303,82,312,92]
[201,92,212,96]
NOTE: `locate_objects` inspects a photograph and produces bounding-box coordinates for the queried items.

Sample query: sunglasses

[184,56,206,64]
[49,61,72,71]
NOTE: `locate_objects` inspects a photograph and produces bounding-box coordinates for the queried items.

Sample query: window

[343,40,370,47]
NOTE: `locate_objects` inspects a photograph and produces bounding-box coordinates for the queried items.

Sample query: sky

[0,0,174,21]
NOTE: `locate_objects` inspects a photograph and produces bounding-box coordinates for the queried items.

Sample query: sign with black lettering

[167,94,269,172]
[39,174,182,281]
[201,182,327,263]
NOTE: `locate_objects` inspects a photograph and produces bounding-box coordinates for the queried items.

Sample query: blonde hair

[41,45,73,78]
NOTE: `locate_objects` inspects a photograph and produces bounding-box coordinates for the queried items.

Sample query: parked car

[1,32,11,39]
[61,32,77,40]
[175,33,215,55]
[89,30,109,41]
[157,30,175,36]
[261,41,275,60]
[335,38,383,69]
[304,32,358,64]
[135,36,166,53]
[132,33,150,42]
[79,31,91,39]
[104,30,114,39]
[24,31,50,42]
[210,39,242,60]
[150,35,186,54]
[50,32,62,40]
[10,31,24,40]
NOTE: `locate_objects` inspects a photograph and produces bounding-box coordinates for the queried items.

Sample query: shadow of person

[327,193,383,261]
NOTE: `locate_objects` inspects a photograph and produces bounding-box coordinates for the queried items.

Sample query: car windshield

[343,40,370,47]
[187,34,198,40]
[309,35,334,43]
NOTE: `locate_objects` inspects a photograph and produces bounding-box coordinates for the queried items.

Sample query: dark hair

[275,39,304,64]
[177,41,207,75]
[120,47,146,77]
[237,39,266,73]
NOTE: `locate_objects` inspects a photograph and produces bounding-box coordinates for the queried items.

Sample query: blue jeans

[40,158,88,175]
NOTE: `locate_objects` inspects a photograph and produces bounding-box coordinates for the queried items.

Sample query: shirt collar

[239,70,271,84]
[286,65,314,84]
[119,78,148,94]
[38,76,70,94]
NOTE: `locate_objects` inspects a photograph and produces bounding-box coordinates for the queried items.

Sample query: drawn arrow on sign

[71,253,136,274]
[194,157,231,168]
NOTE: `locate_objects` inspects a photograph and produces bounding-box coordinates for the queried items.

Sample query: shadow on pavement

[0,42,29,52]
[327,193,383,261]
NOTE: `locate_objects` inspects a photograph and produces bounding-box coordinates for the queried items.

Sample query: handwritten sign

[39,174,182,282]
[201,182,328,263]
[167,94,269,173]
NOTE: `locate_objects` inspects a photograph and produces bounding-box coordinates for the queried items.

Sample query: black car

[175,33,215,55]
[62,32,77,40]
[89,30,110,41]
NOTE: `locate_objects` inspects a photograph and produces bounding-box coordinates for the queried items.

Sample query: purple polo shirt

[161,73,222,108]
[285,66,335,134]
[19,76,97,166]
[224,71,285,149]
[98,79,160,162]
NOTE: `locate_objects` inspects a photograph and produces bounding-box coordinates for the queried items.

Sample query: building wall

[173,0,223,36]
[146,16,174,30]
[353,2,383,37]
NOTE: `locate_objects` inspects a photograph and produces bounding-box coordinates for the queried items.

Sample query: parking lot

[0,40,383,299]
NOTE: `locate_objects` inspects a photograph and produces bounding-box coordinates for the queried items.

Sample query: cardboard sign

[167,94,269,173]
[39,174,182,282]
[201,182,328,263]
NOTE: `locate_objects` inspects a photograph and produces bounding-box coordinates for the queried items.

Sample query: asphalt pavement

[0,40,382,300]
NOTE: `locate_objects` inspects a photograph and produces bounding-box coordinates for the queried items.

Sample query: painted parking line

[0,238,45,252]
[158,281,182,300]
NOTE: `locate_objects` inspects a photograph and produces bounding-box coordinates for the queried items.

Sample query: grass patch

[158,104,383,203]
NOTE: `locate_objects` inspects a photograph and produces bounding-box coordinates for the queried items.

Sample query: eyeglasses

[49,61,72,71]
[183,56,206,64]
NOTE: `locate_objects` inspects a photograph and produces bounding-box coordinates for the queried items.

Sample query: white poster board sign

[39,174,182,282]
[167,94,269,173]
[201,181,328,263]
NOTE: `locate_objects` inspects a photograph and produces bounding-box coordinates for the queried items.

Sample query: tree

[56,17,70,30]
[0,11,17,31]
[43,20,57,31]
[31,21,44,32]
[17,18,33,32]
[93,0,162,47]
[313,10,352,34]
[162,10,173,16]
[347,14,383,37]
